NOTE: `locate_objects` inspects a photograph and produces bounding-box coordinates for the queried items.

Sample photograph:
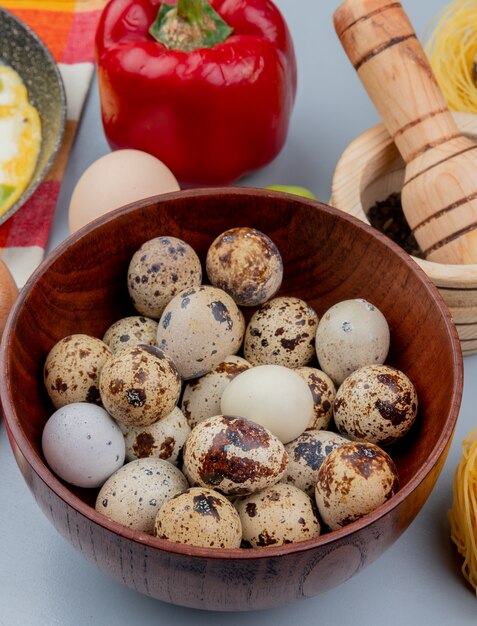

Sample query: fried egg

[0,65,41,217]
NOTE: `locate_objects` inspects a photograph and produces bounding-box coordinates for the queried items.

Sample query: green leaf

[149,1,233,52]
[0,184,15,209]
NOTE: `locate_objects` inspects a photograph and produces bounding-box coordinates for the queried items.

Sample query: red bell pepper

[95,0,297,186]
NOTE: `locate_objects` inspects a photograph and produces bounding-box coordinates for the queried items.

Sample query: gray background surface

[1,0,476,624]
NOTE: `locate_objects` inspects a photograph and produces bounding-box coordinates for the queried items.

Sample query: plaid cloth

[0,0,105,286]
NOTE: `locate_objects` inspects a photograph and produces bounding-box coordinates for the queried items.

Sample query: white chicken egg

[220,364,314,444]
[68,150,180,233]
[41,402,125,488]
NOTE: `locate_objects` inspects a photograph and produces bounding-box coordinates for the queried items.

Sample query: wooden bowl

[331,111,477,356]
[0,188,462,611]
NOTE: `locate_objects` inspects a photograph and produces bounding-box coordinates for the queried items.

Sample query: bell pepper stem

[177,0,204,24]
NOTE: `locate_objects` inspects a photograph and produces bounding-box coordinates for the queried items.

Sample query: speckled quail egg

[103,316,158,353]
[156,285,245,380]
[154,487,242,548]
[220,364,314,444]
[281,430,350,497]
[334,365,418,446]
[96,458,188,534]
[235,483,320,548]
[183,415,287,496]
[205,227,283,307]
[99,344,181,427]
[119,406,190,464]
[315,441,399,531]
[42,402,125,488]
[315,298,390,385]
[295,367,336,430]
[44,334,112,409]
[181,355,252,429]
[243,297,318,368]
[127,236,202,318]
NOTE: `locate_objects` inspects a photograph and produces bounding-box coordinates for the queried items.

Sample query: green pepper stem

[177,0,204,24]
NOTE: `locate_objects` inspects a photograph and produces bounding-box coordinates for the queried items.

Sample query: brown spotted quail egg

[334,364,418,446]
[183,415,287,496]
[220,364,313,444]
[315,298,390,385]
[205,227,283,306]
[243,296,318,368]
[127,236,202,318]
[119,406,190,464]
[295,367,336,430]
[156,285,245,380]
[99,345,181,427]
[103,316,158,353]
[281,430,350,497]
[235,483,320,547]
[181,355,252,429]
[155,487,242,548]
[95,457,188,534]
[44,334,112,409]
[315,441,399,531]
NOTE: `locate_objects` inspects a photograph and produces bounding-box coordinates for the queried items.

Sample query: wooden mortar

[334,0,477,265]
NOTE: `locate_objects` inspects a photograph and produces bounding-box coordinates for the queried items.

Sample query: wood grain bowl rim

[0,187,463,561]
[330,111,477,287]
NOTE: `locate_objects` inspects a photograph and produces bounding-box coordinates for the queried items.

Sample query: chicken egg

[68,150,180,233]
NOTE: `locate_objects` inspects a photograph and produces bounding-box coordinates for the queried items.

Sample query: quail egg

[96,457,188,533]
[99,345,181,427]
[295,367,336,430]
[154,487,242,548]
[235,483,320,547]
[183,415,287,496]
[315,298,390,385]
[103,316,158,353]
[243,297,318,368]
[315,441,399,531]
[44,334,112,409]
[334,364,418,446]
[281,430,350,497]
[127,236,202,318]
[181,355,252,429]
[156,285,245,380]
[205,227,283,306]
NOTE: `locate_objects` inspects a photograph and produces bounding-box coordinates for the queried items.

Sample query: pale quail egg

[181,355,252,429]
[154,487,242,548]
[205,227,283,306]
[103,316,158,353]
[315,441,399,531]
[96,458,188,534]
[99,345,181,427]
[243,297,318,368]
[183,415,287,496]
[42,402,125,488]
[281,430,350,497]
[220,364,314,444]
[315,298,390,385]
[44,334,112,409]
[127,236,202,318]
[235,483,320,547]
[119,406,190,464]
[334,365,418,446]
[156,285,245,380]
[295,367,336,430]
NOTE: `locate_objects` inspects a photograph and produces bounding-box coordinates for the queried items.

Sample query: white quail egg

[183,415,287,496]
[154,487,242,548]
[334,364,418,446]
[235,483,320,547]
[243,296,318,368]
[156,285,245,380]
[96,457,188,533]
[315,298,390,385]
[315,441,399,531]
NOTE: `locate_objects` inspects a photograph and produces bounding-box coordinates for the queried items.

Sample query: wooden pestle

[334,0,477,264]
